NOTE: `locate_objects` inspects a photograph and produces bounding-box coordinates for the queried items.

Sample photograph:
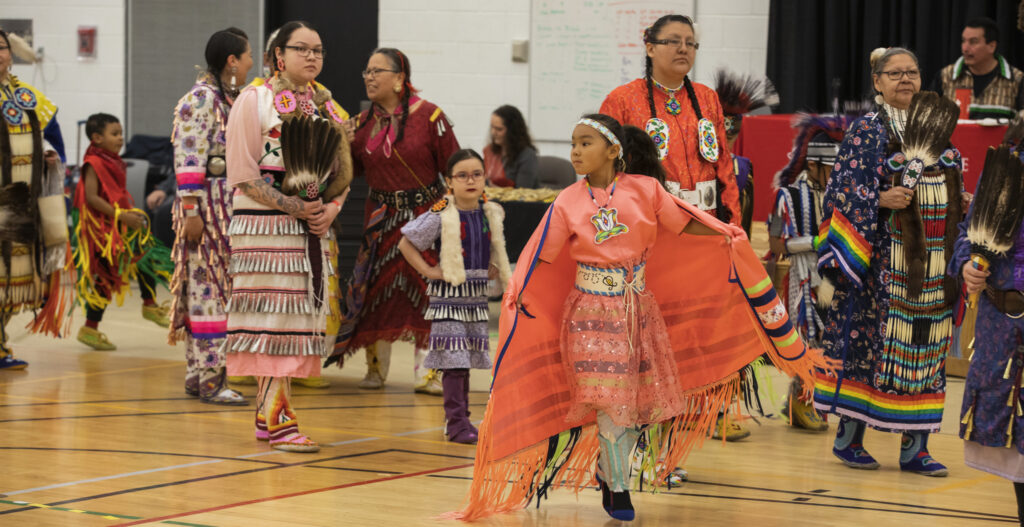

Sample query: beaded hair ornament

[577,118,624,159]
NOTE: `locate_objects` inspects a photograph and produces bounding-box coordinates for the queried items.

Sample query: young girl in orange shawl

[452,114,836,522]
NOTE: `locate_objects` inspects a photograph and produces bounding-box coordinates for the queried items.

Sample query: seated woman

[483,105,538,188]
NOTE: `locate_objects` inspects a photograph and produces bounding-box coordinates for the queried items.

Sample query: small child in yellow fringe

[71,113,173,350]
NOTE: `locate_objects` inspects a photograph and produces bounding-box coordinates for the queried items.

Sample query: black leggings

[1015,482,1023,527]
[85,274,156,323]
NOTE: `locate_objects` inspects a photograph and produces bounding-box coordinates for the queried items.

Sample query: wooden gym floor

[0,226,1018,526]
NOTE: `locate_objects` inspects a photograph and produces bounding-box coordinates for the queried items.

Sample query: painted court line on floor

[108,462,475,527]
[1,425,440,496]
[0,499,217,526]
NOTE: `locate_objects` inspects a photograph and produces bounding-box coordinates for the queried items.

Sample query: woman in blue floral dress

[813,47,965,476]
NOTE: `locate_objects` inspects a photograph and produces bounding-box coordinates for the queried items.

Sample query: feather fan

[0,182,36,244]
[279,115,343,200]
[899,91,958,189]
[966,145,1024,307]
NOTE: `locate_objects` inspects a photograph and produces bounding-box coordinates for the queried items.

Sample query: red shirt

[601,78,740,222]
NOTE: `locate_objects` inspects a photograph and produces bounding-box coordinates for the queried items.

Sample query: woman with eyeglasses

[223,20,353,452]
[600,14,740,225]
[326,48,461,395]
[0,28,71,371]
[814,47,964,476]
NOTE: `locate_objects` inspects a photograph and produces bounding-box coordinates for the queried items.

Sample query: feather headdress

[713,68,780,117]
[772,114,849,189]
[898,91,958,189]
[966,145,1024,307]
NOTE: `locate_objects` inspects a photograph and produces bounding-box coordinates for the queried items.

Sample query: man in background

[933,17,1024,120]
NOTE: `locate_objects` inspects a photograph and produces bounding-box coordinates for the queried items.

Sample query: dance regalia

[951,149,1024,482]
[813,109,963,432]
[330,97,460,361]
[222,77,349,378]
[454,173,835,520]
[167,71,237,393]
[601,79,740,222]
[401,198,511,369]
[72,145,172,312]
[770,172,826,345]
[0,75,73,341]
[734,154,753,235]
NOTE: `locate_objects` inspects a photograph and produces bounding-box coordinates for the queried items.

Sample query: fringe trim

[222,332,326,357]
[425,304,489,322]
[229,213,305,236]
[27,248,75,338]
[449,375,741,521]
[426,279,488,298]
[228,250,310,275]
[428,335,488,352]
[226,290,314,315]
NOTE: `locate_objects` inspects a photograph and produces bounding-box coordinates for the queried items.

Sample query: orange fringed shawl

[453,194,837,521]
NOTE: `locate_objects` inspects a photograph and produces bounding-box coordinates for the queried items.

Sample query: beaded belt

[664,180,716,211]
[574,262,646,296]
[368,179,445,211]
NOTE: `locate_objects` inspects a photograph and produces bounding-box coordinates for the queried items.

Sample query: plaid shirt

[938,54,1024,119]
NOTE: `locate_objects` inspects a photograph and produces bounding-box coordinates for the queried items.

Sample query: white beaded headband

[577,118,623,159]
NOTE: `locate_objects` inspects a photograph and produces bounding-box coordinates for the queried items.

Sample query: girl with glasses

[223,20,353,453]
[396,149,511,444]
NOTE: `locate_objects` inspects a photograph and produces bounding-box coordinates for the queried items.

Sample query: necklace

[585,175,629,244]
[652,78,683,116]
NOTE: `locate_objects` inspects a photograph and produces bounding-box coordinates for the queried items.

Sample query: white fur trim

[439,201,467,286]
[483,201,512,286]
[437,200,512,288]
[816,275,835,309]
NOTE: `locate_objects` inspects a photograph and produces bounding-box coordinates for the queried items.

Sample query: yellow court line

[920,473,1001,494]
[3,362,181,386]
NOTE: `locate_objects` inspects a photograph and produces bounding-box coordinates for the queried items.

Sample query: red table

[734,114,1007,222]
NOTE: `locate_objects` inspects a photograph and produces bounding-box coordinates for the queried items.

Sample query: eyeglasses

[285,45,325,59]
[361,68,398,79]
[879,69,920,81]
[450,170,485,182]
[0,46,8,51]
[650,38,699,51]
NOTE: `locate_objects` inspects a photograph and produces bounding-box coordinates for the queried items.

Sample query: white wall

[378,0,769,159]
[3,0,126,164]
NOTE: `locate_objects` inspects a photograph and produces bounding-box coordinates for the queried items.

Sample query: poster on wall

[78,25,97,60]
[0,19,34,65]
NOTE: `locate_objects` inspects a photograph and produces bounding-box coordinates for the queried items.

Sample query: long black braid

[643,15,702,121]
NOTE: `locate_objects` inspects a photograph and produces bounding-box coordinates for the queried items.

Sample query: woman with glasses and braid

[603,14,746,445]
[600,14,740,225]
[327,48,461,395]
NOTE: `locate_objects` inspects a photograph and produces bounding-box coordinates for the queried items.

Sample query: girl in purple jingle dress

[398,149,511,444]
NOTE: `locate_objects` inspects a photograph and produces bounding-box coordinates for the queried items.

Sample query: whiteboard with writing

[530,0,695,141]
